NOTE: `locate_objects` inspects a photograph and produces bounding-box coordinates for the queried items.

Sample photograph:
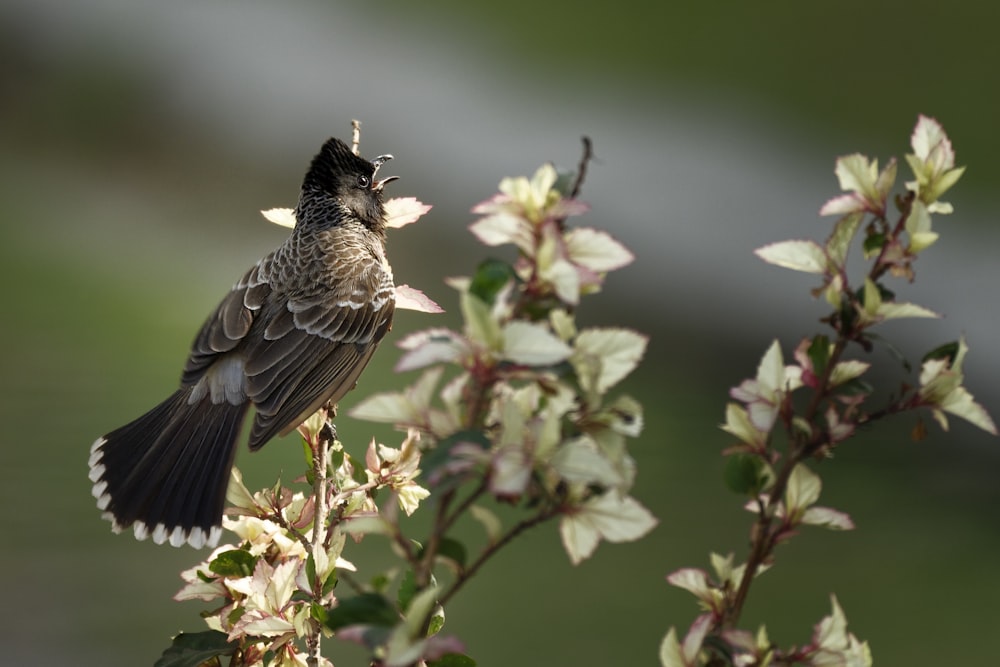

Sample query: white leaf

[829,360,870,386]
[756,339,787,395]
[394,284,444,313]
[468,213,532,252]
[341,515,394,537]
[819,193,864,216]
[233,611,295,638]
[785,463,822,514]
[564,227,635,272]
[559,512,601,566]
[490,447,532,497]
[461,290,502,349]
[665,568,712,598]
[261,207,296,228]
[574,327,649,393]
[549,436,625,488]
[348,367,443,425]
[834,153,878,197]
[560,492,657,564]
[940,385,998,435]
[659,628,686,667]
[394,328,466,372]
[814,595,849,651]
[384,197,432,229]
[720,402,765,447]
[541,257,581,304]
[348,392,419,424]
[910,115,952,165]
[802,506,855,530]
[502,321,573,366]
[877,301,940,321]
[587,493,657,543]
[755,240,827,274]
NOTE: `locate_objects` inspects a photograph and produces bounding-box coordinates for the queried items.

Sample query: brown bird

[89,137,397,548]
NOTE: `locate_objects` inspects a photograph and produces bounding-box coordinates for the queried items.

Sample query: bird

[88,137,398,549]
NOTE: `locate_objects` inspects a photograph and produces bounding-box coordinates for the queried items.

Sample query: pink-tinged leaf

[819,193,865,216]
[470,192,507,215]
[490,447,532,498]
[422,635,467,662]
[755,240,827,274]
[564,227,635,272]
[910,115,953,166]
[395,284,444,313]
[548,198,591,219]
[681,614,713,665]
[384,197,432,229]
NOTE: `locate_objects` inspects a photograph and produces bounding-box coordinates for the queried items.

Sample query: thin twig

[417,489,457,588]
[351,120,362,155]
[569,136,594,200]
[438,507,558,608]
[440,478,489,536]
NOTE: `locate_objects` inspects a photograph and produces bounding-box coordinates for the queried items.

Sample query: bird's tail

[88,388,249,548]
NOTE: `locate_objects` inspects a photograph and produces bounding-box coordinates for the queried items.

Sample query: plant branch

[438,507,559,608]
[569,135,593,200]
[725,335,850,627]
[306,414,333,667]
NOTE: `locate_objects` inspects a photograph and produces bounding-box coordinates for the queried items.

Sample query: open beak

[371,154,398,191]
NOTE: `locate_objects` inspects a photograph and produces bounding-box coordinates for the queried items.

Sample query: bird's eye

[356,174,371,188]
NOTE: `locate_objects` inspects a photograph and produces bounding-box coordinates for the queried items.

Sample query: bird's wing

[181,260,272,385]
[242,254,395,450]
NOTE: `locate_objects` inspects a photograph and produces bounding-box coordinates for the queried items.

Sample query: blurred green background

[2,1,999,665]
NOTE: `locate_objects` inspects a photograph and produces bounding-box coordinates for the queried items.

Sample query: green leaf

[862,232,885,257]
[436,537,468,571]
[417,537,467,573]
[208,549,256,578]
[311,602,329,624]
[552,168,576,196]
[807,335,831,379]
[427,605,446,636]
[324,593,399,631]
[724,453,768,495]
[468,258,517,305]
[833,378,873,397]
[398,569,418,612]
[923,341,960,365]
[428,653,478,667]
[154,631,233,667]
